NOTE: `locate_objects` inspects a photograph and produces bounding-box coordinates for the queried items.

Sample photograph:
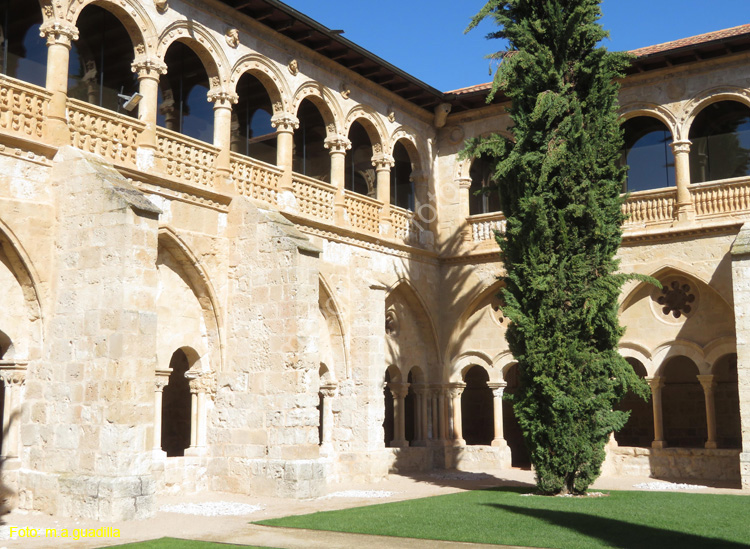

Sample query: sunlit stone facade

[0,0,748,520]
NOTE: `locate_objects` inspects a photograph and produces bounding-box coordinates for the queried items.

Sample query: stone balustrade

[0,75,49,142]
[391,205,418,243]
[292,173,335,223]
[68,98,144,169]
[156,128,219,189]
[691,176,750,218]
[622,188,676,227]
[231,152,281,205]
[344,190,383,235]
[468,212,507,242]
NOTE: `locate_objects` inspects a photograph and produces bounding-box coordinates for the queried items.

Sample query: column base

[184,446,208,457]
[452,438,466,447]
[705,441,718,449]
[491,439,508,448]
[390,439,409,448]
[652,440,667,449]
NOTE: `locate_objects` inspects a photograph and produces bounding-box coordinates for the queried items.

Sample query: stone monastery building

[0,0,749,521]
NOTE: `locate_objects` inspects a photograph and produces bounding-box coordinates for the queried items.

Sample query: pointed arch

[318,274,348,379]
[157,227,223,373]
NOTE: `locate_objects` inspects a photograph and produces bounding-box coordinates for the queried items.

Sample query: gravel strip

[159,502,265,516]
[633,481,707,491]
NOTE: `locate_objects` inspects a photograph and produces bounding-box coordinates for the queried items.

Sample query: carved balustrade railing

[68,98,144,169]
[230,152,280,205]
[344,190,382,234]
[691,177,750,218]
[621,188,676,227]
[292,173,335,222]
[157,128,218,189]
[391,205,419,243]
[468,212,507,242]
[0,75,49,142]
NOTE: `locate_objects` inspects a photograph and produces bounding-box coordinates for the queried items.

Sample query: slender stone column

[448,382,466,446]
[670,140,695,222]
[457,177,473,240]
[189,390,198,448]
[209,90,238,184]
[325,135,351,224]
[320,383,337,452]
[439,387,449,442]
[430,386,440,442]
[153,370,170,453]
[419,386,429,443]
[0,366,26,459]
[647,376,667,449]
[41,22,78,146]
[373,153,395,236]
[488,382,508,447]
[132,59,167,154]
[389,381,409,447]
[697,374,718,449]
[271,110,299,198]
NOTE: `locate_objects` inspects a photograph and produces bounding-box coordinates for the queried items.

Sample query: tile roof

[444,24,750,94]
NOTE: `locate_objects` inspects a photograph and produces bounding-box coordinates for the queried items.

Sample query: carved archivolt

[681,86,750,138]
[155,20,228,82]
[229,54,291,112]
[344,105,388,150]
[291,82,342,134]
[65,0,157,56]
[618,102,679,140]
[390,126,426,172]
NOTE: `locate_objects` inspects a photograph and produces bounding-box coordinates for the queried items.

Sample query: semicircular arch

[291,82,341,133]
[230,54,291,110]
[156,21,228,83]
[67,0,154,53]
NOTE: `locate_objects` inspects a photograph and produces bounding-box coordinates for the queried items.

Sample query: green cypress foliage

[466,0,650,494]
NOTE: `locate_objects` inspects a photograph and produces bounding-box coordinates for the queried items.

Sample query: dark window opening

[158,42,213,143]
[68,5,137,115]
[391,141,414,210]
[293,99,328,181]
[383,369,394,447]
[461,365,493,445]
[232,73,276,164]
[504,364,530,468]
[614,358,653,447]
[661,356,706,448]
[690,101,750,183]
[622,116,675,192]
[469,154,501,215]
[0,1,45,86]
[345,122,374,197]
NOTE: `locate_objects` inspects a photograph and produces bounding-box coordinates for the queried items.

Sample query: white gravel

[159,502,265,516]
[633,481,707,491]
[326,490,394,498]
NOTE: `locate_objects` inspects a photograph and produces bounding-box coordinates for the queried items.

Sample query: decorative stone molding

[131,58,168,79]
[656,280,696,319]
[225,28,239,48]
[670,140,692,155]
[0,366,26,387]
[385,307,398,336]
[187,372,217,396]
[371,153,395,171]
[320,383,337,399]
[324,135,351,154]
[271,112,299,132]
[388,381,409,400]
[340,83,351,99]
[39,21,79,47]
[487,381,507,399]
[447,382,466,399]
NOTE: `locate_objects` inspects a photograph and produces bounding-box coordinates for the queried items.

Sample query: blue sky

[282,1,750,92]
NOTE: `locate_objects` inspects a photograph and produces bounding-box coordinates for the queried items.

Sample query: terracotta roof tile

[444,24,750,94]
[629,23,750,58]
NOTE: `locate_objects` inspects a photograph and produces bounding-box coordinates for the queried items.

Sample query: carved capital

[670,140,692,155]
[271,112,299,132]
[132,58,168,79]
[457,177,473,190]
[40,22,79,47]
[388,381,409,400]
[320,383,337,399]
[324,135,352,154]
[487,381,507,399]
[646,376,666,391]
[447,382,466,399]
[208,90,239,107]
[697,374,716,392]
[0,366,26,387]
[371,153,395,171]
[187,372,217,395]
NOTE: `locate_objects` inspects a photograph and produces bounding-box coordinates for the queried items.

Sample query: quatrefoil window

[657,281,695,318]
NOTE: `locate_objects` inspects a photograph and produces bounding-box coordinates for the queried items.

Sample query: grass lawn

[257,487,750,548]
[110,538,271,548]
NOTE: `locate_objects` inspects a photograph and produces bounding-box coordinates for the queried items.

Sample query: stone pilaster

[731,222,750,487]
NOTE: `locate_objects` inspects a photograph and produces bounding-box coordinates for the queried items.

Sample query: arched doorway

[614,358,653,447]
[161,349,192,457]
[661,356,706,448]
[461,365,493,445]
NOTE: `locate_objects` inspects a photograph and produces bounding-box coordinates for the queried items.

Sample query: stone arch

[461,364,494,445]
[660,354,706,448]
[318,275,347,380]
[384,278,440,380]
[390,127,426,173]
[291,82,341,133]
[494,352,516,379]
[682,86,750,136]
[653,340,708,375]
[618,102,678,140]
[618,342,655,377]
[619,262,720,310]
[230,55,290,112]
[705,337,737,370]
[450,351,493,383]
[614,357,653,448]
[344,106,388,151]
[67,0,154,55]
[156,228,223,373]
[453,130,514,182]
[0,221,43,361]
[156,21,227,84]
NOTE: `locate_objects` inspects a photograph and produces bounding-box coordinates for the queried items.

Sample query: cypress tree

[466,0,650,494]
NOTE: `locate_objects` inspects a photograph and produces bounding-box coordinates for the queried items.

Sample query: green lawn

[108,538,269,548]
[257,487,750,548]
